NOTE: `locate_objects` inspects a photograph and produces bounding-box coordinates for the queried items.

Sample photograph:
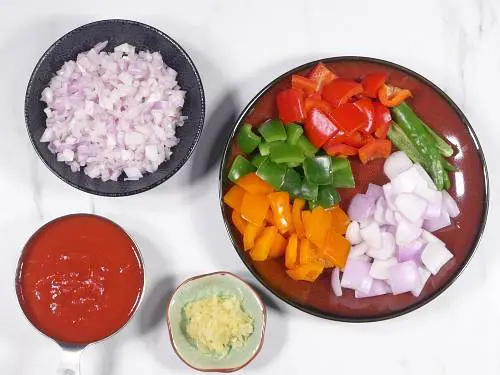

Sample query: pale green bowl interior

[168,273,265,371]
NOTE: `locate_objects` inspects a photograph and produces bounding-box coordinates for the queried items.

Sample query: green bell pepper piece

[269,143,305,164]
[318,185,341,209]
[303,156,333,185]
[251,154,268,169]
[286,124,304,146]
[297,135,318,157]
[281,168,302,198]
[287,161,302,168]
[258,142,271,156]
[330,157,355,188]
[228,155,256,182]
[308,200,319,210]
[300,179,318,201]
[258,119,287,143]
[256,159,287,190]
[237,123,261,153]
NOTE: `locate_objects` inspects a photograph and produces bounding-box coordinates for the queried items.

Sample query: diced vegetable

[250,226,277,261]
[231,210,247,235]
[307,207,332,248]
[258,119,287,143]
[286,124,304,145]
[256,159,287,190]
[329,206,350,234]
[320,229,350,268]
[285,234,299,268]
[373,102,392,139]
[251,154,268,169]
[355,279,391,298]
[237,123,261,153]
[329,103,368,135]
[330,157,355,188]
[296,135,318,157]
[378,84,412,107]
[348,194,375,222]
[305,108,340,148]
[299,238,316,265]
[286,262,324,282]
[411,267,431,297]
[360,221,382,249]
[268,192,293,234]
[362,72,388,98]
[291,74,317,95]
[258,142,272,156]
[331,268,343,296]
[235,173,273,194]
[281,168,302,198]
[292,198,306,238]
[228,155,256,182]
[303,156,333,185]
[240,193,270,226]
[388,261,419,295]
[276,88,305,124]
[346,221,362,245]
[223,185,246,211]
[341,258,373,294]
[300,179,318,201]
[323,142,358,157]
[243,223,264,251]
[309,62,337,91]
[369,257,397,280]
[322,78,363,107]
[358,139,392,164]
[268,232,287,259]
[269,143,304,164]
[317,185,340,209]
[353,98,375,133]
[383,151,413,180]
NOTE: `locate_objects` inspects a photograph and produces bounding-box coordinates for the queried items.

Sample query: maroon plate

[219,57,489,322]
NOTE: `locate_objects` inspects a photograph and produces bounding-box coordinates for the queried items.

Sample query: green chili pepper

[441,158,457,172]
[258,119,287,143]
[387,122,428,166]
[281,168,302,198]
[303,156,333,185]
[251,154,268,169]
[421,121,454,157]
[300,179,318,201]
[318,185,341,209]
[286,124,304,146]
[330,157,355,188]
[228,155,256,182]
[297,135,318,157]
[392,103,446,190]
[256,159,287,190]
[237,123,261,153]
[443,170,451,190]
[269,143,305,164]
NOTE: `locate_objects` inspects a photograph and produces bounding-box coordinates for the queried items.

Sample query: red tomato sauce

[16,214,144,344]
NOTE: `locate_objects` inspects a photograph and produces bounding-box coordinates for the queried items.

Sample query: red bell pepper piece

[308,62,337,91]
[323,142,358,157]
[276,88,306,124]
[373,102,392,139]
[329,102,368,135]
[305,108,340,148]
[378,84,412,107]
[308,92,322,100]
[292,75,317,96]
[362,72,388,98]
[353,98,375,133]
[344,131,374,148]
[322,79,363,108]
[358,139,392,164]
[304,97,332,114]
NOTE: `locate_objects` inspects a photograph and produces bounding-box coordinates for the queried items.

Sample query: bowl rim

[24,18,205,197]
[14,213,146,346]
[218,55,490,323]
[166,271,267,372]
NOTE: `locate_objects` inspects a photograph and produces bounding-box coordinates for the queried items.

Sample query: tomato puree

[16,214,144,344]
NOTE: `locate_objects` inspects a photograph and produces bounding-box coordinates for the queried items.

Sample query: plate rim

[218,55,490,323]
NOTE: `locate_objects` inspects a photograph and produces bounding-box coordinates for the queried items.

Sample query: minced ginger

[183,295,254,357]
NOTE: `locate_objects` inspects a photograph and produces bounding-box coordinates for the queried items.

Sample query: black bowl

[25,19,205,196]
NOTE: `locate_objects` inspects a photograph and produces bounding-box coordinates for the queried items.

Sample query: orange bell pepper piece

[292,74,317,96]
[268,192,293,234]
[250,226,277,261]
[236,173,274,194]
[299,238,316,265]
[358,139,392,164]
[292,198,306,238]
[285,234,299,269]
[243,222,264,251]
[307,207,332,248]
[320,229,351,269]
[377,84,412,107]
[329,206,350,234]
[268,232,287,259]
[231,210,247,235]
[241,193,270,226]
[286,262,325,282]
[302,211,312,235]
[265,210,275,225]
[223,185,246,211]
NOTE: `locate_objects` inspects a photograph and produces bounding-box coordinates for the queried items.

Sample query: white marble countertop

[1,0,499,374]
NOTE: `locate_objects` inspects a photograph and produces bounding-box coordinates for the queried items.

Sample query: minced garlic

[183,295,254,357]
